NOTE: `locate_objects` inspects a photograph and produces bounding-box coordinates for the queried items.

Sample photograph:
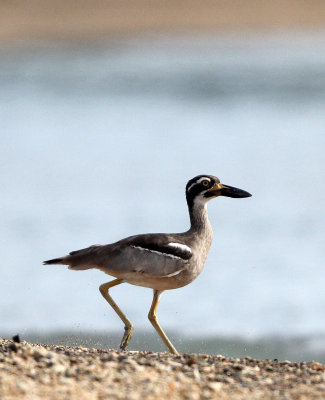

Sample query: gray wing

[44,233,193,279]
[98,233,192,278]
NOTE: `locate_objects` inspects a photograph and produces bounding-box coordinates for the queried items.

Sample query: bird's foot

[119,325,134,351]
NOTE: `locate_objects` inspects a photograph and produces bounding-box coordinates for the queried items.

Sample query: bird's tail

[43,245,103,270]
[43,257,65,265]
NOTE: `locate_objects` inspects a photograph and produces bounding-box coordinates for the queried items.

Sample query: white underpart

[131,245,182,260]
[187,176,211,192]
[168,242,192,254]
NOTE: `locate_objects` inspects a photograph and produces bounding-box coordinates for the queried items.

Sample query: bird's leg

[148,290,179,355]
[99,279,134,351]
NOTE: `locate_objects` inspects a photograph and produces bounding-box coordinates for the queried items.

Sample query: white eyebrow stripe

[168,242,192,254]
[187,177,211,192]
[197,177,211,184]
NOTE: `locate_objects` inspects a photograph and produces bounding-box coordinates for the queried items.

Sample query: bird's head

[186,175,252,206]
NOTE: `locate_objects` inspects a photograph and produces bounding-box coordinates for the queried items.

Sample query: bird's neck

[188,198,212,234]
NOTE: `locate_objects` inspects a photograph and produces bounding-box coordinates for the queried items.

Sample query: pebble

[0,338,324,400]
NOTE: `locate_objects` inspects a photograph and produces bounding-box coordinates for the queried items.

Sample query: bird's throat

[188,198,212,234]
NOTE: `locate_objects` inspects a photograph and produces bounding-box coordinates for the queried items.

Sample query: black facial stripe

[203,190,215,198]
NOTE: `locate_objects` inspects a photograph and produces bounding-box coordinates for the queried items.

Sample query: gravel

[1,338,324,399]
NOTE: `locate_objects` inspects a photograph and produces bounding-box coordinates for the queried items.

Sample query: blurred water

[0,33,324,347]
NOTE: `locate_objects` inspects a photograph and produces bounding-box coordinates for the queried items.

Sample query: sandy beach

[1,0,325,46]
[1,338,324,400]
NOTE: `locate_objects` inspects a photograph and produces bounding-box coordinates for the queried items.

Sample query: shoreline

[1,338,324,399]
[2,331,325,364]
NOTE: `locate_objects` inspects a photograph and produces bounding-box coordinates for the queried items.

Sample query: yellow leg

[99,279,134,351]
[148,290,179,355]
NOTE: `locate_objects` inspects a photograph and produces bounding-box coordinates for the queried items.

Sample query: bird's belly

[120,263,201,291]
[122,273,191,291]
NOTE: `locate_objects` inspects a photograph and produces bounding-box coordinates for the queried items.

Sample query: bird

[44,174,251,355]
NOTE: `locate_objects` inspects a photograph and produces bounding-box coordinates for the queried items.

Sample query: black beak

[220,184,252,198]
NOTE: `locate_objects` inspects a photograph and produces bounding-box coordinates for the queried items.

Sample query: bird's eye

[201,180,210,187]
